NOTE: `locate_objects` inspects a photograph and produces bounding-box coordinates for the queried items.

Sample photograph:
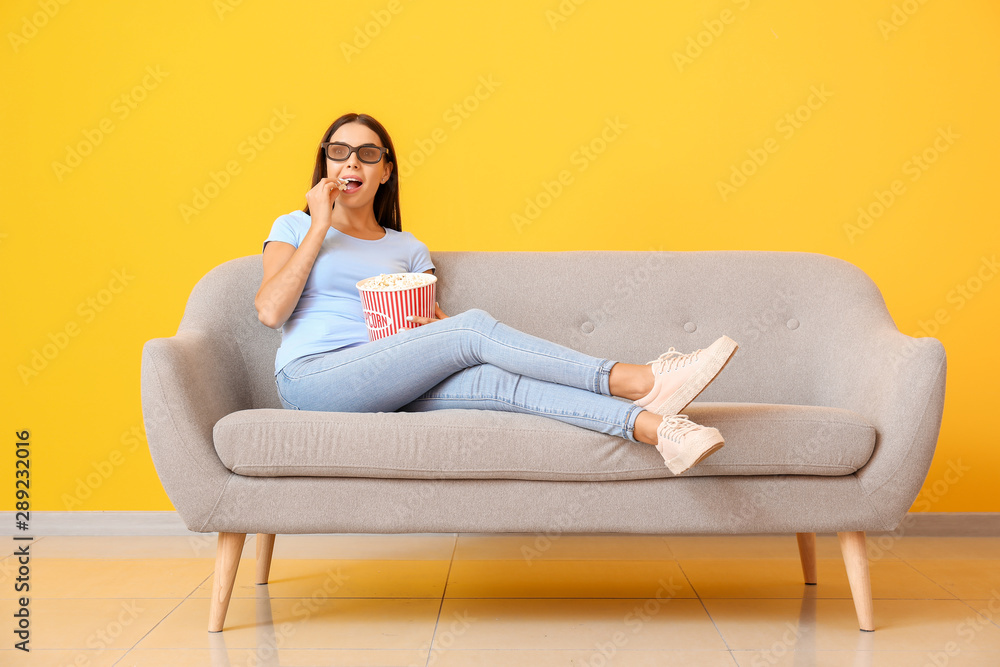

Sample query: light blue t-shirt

[262,210,435,375]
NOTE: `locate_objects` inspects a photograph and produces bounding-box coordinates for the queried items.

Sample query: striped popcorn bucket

[356,273,437,341]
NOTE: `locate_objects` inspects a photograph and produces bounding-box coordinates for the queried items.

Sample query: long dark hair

[302,113,401,232]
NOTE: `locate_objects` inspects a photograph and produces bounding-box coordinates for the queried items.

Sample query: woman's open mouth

[341,176,363,193]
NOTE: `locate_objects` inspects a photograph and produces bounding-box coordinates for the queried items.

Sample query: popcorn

[356,272,437,342]
[361,273,433,290]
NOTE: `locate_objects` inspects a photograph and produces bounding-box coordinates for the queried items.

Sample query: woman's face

[326,122,393,211]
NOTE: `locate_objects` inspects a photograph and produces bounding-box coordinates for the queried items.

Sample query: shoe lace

[659,414,701,439]
[647,347,701,374]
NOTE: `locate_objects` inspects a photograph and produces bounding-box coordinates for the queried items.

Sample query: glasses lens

[327,143,350,160]
[358,146,383,163]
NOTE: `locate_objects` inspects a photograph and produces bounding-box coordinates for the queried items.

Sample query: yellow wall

[3,1,997,513]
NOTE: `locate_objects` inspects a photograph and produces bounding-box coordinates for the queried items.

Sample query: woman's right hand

[306,177,347,229]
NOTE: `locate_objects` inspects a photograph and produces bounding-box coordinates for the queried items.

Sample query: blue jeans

[274,309,644,443]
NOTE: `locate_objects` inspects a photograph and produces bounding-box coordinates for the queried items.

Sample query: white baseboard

[2,511,998,537]
[1,511,199,536]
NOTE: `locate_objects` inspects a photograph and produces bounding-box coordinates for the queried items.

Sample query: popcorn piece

[362,273,433,290]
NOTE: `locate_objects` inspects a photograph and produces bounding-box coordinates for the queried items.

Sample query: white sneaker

[656,414,725,475]
[634,335,739,417]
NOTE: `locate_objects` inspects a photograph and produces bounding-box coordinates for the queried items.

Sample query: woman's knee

[459,307,496,326]
[457,363,519,398]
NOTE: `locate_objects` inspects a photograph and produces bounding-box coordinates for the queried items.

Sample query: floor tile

[431,649,736,666]
[133,596,440,650]
[704,598,1000,651]
[118,647,430,666]
[454,533,674,560]
[191,558,450,599]
[0,649,126,666]
[3,533,998,661]
[444,559,695,598]
[731,649,1000,666]
[678,558,955,599]
[904,560,1000,599]
[962,598,1000,624]
[1,559,213,599]
[0,597,179,650]
[432,598,728,650]
[0,556,23,592]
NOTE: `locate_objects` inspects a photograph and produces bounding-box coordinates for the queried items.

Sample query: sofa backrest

[177,250,899,411]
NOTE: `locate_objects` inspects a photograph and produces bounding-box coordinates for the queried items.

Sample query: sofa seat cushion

[212,401,876,481]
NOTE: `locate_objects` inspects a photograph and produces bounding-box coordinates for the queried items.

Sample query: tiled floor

[2,534,999,666]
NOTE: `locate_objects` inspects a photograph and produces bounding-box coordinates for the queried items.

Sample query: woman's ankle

[609,363,653,400]
[633,411,661,446]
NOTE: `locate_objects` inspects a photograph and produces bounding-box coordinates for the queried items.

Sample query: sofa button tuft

[787,318,800,330]
[684,321,697,333]
[581,321,595,334]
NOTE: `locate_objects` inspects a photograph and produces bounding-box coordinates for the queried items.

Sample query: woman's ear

[381,160,393,184]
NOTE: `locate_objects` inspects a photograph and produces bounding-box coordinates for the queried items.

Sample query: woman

[255,112,739,475]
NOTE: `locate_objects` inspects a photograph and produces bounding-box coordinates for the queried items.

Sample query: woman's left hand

[407,302,449,325]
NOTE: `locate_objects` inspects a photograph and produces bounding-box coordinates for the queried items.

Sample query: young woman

[255,112,739,475]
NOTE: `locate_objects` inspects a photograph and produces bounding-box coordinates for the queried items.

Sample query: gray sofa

[140,250,947,633]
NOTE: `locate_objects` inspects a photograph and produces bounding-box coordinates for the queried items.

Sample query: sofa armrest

[822,329,947,530]
[141,329,251,532]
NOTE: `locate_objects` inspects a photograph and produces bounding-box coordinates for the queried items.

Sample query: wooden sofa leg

[209,532,246,633]
[795,532,818,585]
[838,530,875,632]
[256,533,276,585]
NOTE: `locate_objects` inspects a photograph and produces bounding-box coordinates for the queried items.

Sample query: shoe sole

[652,335,739,418]
[665,437,725,476]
